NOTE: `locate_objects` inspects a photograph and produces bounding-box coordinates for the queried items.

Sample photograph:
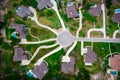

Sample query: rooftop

[10,24,26,39]
[89,4,101,17]
[66,2,79,18]
[112,13,120,24]
[36,0,53,10]
[16,5,32,18]
[13,47,28,61]
[32,61,48,79]
[109,54,120,71]
[84,46,97,65]
[61,57,75,74]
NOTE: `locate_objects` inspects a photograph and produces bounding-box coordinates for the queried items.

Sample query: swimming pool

[27,71,35,77]
[67,2,73,7]
[11,33,17,38]
[115,9,120,13]
[110,70,118,75]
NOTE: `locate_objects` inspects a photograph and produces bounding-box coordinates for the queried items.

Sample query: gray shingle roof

[13,47,28,61]
[61,57,75,74]
[17,5,32,18]
[10,24,26,39]
[32,61,48,79]
[66,3,78,18]
[36,0,53,10]
[112,13,120,24]
[89,4,101,17]
[84,46,97,64]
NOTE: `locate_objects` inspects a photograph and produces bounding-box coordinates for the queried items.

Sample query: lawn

[37,9,62,29]
[5,27,15,40]
[93,42,110,58]
[110,43,120,53]
[85,59,102,74]
[84,42,91,47]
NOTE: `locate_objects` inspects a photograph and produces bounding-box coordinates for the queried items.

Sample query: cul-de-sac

[0,0,120,80]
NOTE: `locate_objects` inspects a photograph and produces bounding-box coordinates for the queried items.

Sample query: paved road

[20,38,57,44]
[74,37,120,43]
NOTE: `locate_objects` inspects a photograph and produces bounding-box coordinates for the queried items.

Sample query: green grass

[38,9,62,29]
[5,27,15,40]
[93,42,110,58]
[85,59,102,74]
[110,43,120,53]
[106,20,118,38]
[84,42,91,47]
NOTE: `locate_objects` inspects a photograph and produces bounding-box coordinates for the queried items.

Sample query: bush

[77,68,90,80]
[20,0,37,9]
[46,10,53,17]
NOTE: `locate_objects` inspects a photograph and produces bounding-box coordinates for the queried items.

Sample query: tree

[46,10,53,17]
[77,68,90,80]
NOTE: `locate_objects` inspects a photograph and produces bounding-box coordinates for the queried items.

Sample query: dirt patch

[90,31,104,38]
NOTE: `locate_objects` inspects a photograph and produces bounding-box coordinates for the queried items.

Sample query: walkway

[113,30,120,39]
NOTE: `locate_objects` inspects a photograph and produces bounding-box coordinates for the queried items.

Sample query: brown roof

[109,54,120,71]
[13,47,28,61]
[112,13,120,24]
[66,3,78,18]
[36,0,53,10]
[32,61,48,79]
[89,4,101,17]
[84,46,97,64]
[10,24,26,39]
[61,57,75,74]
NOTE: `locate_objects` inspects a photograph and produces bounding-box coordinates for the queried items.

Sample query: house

[61,57,75,74]
[16,5,32,18]
[10,24,26,39]
[31,61,48,80]
[112,9,120,24]
[13,47,28,61]
[84,46,97,66]
[89,4,101,17]
[66,2,79,18]
[109,54,120,71]
[36,0,53,10]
